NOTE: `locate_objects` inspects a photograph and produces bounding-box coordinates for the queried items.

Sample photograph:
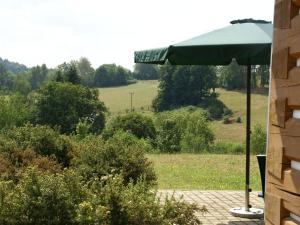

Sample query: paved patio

[159,190,264,225]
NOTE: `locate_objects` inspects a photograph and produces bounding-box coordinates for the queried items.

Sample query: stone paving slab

[158,190,264,225]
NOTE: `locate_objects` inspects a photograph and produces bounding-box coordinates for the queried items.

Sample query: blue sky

[0,0,274,70]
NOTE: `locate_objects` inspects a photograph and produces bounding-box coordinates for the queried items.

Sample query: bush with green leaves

[0,167,205,225]
[33,82,106,134]
[0,124,74,167]
[0,94,30,130]
[180,111,215,152]
[210,142,245,154]
[251,124,267,154]
[200,96,232,120]
[156,118,182,153]
[103,113,156,140]
[155,108,215,153]
[73,133,156,185]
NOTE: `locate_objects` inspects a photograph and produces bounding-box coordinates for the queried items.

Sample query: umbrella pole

[230,63,263,219]
[245,63,251,211]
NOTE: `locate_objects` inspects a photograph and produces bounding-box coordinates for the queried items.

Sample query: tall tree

[218,60,247,90]
[152,65,217,112]
[94,64,130,87]
[76,57,95,87]
[34,82,106,134]
[29,64,48,90]
[133,64,159,80]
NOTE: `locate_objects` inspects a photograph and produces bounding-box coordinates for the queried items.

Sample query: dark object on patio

[257,154,266,198]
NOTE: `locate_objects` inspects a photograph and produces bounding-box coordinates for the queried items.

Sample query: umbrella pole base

[230,207,264,219]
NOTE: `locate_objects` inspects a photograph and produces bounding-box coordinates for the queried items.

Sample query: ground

[148,154,261,190]
[99,81,267,190]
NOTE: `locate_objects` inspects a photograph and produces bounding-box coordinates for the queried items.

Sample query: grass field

[99,81,267,190]
[99,80,269,143]
[148,154,261,190]
[98,80,158,114]
[212,88,268,143]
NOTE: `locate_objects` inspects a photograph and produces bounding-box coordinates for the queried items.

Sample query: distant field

[212,88,268,143]
[98,80,158,114]
[99,81,269,143]
[148,154,261,190]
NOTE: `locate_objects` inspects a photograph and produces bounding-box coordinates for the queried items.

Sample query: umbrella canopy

[135,19,272,66]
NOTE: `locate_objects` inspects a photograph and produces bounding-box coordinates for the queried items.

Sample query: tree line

[0,57,136,94]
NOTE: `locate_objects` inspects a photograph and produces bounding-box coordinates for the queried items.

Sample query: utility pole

[129,92,134,112]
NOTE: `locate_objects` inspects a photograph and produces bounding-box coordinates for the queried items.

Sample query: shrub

[236,116,242,123]
[0,94,30,130]
[156,118,182,153]
[180,111,215,153]
[223,115,231,124]
[210,142,245,154]
[155,109,214,153]
[251,124,267,154]
[103,113,156,140]
[0,168,84,225]
[200,97,230,120]
[73,134,156,185]
[1,124,74,167]
[0,168,204,225]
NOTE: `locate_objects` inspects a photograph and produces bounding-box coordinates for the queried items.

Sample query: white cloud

[0,0,274,70]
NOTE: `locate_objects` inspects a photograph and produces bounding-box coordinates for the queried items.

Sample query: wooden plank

[271,68,300,88]
[283,218,300,225]
[272,47,290,79]
[270,98,288,128]
[268,169,300,194]
[284,135,300,161]
[268,134,285,179]
[265,192,283,225]
[274,0,292,29]
[293,0,300,7]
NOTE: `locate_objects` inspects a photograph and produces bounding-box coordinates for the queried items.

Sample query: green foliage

[0,57,28,74]
[76,57,95,87]
[0,65,14,92]
[28,64,48,90]
[236,116,242,123]
[250,124,267,154]
[12,75,31,95]
[1,124,74,167]
[133,63,159,80]
[75,119,93,140]
[34,82,106,134]
[155,108,214,153]
[103,113,156,140]
[94,64,132,87]
[210,142,245,154]
[0,94,30,130]
[223,115,231,124]
[180,111,215,152]
[156,118,182,153]
[218,60,246,90]
[0,168,203,225]
[200,95,232,119]
[153,65,217,112]
[74,134,156,185]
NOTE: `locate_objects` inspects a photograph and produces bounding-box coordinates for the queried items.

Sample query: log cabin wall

[265,0,300,224]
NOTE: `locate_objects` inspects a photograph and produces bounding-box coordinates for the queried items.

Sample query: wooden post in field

[265,0,300,224]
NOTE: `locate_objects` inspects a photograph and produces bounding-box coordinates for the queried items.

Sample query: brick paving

[158,190,264,225]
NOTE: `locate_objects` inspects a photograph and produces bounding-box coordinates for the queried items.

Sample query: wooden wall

[265,0,300,224]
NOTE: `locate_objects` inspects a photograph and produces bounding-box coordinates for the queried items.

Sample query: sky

[0,0,275,71]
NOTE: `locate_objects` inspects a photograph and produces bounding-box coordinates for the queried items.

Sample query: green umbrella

[135,19,272,65]
[134,19,272,217]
